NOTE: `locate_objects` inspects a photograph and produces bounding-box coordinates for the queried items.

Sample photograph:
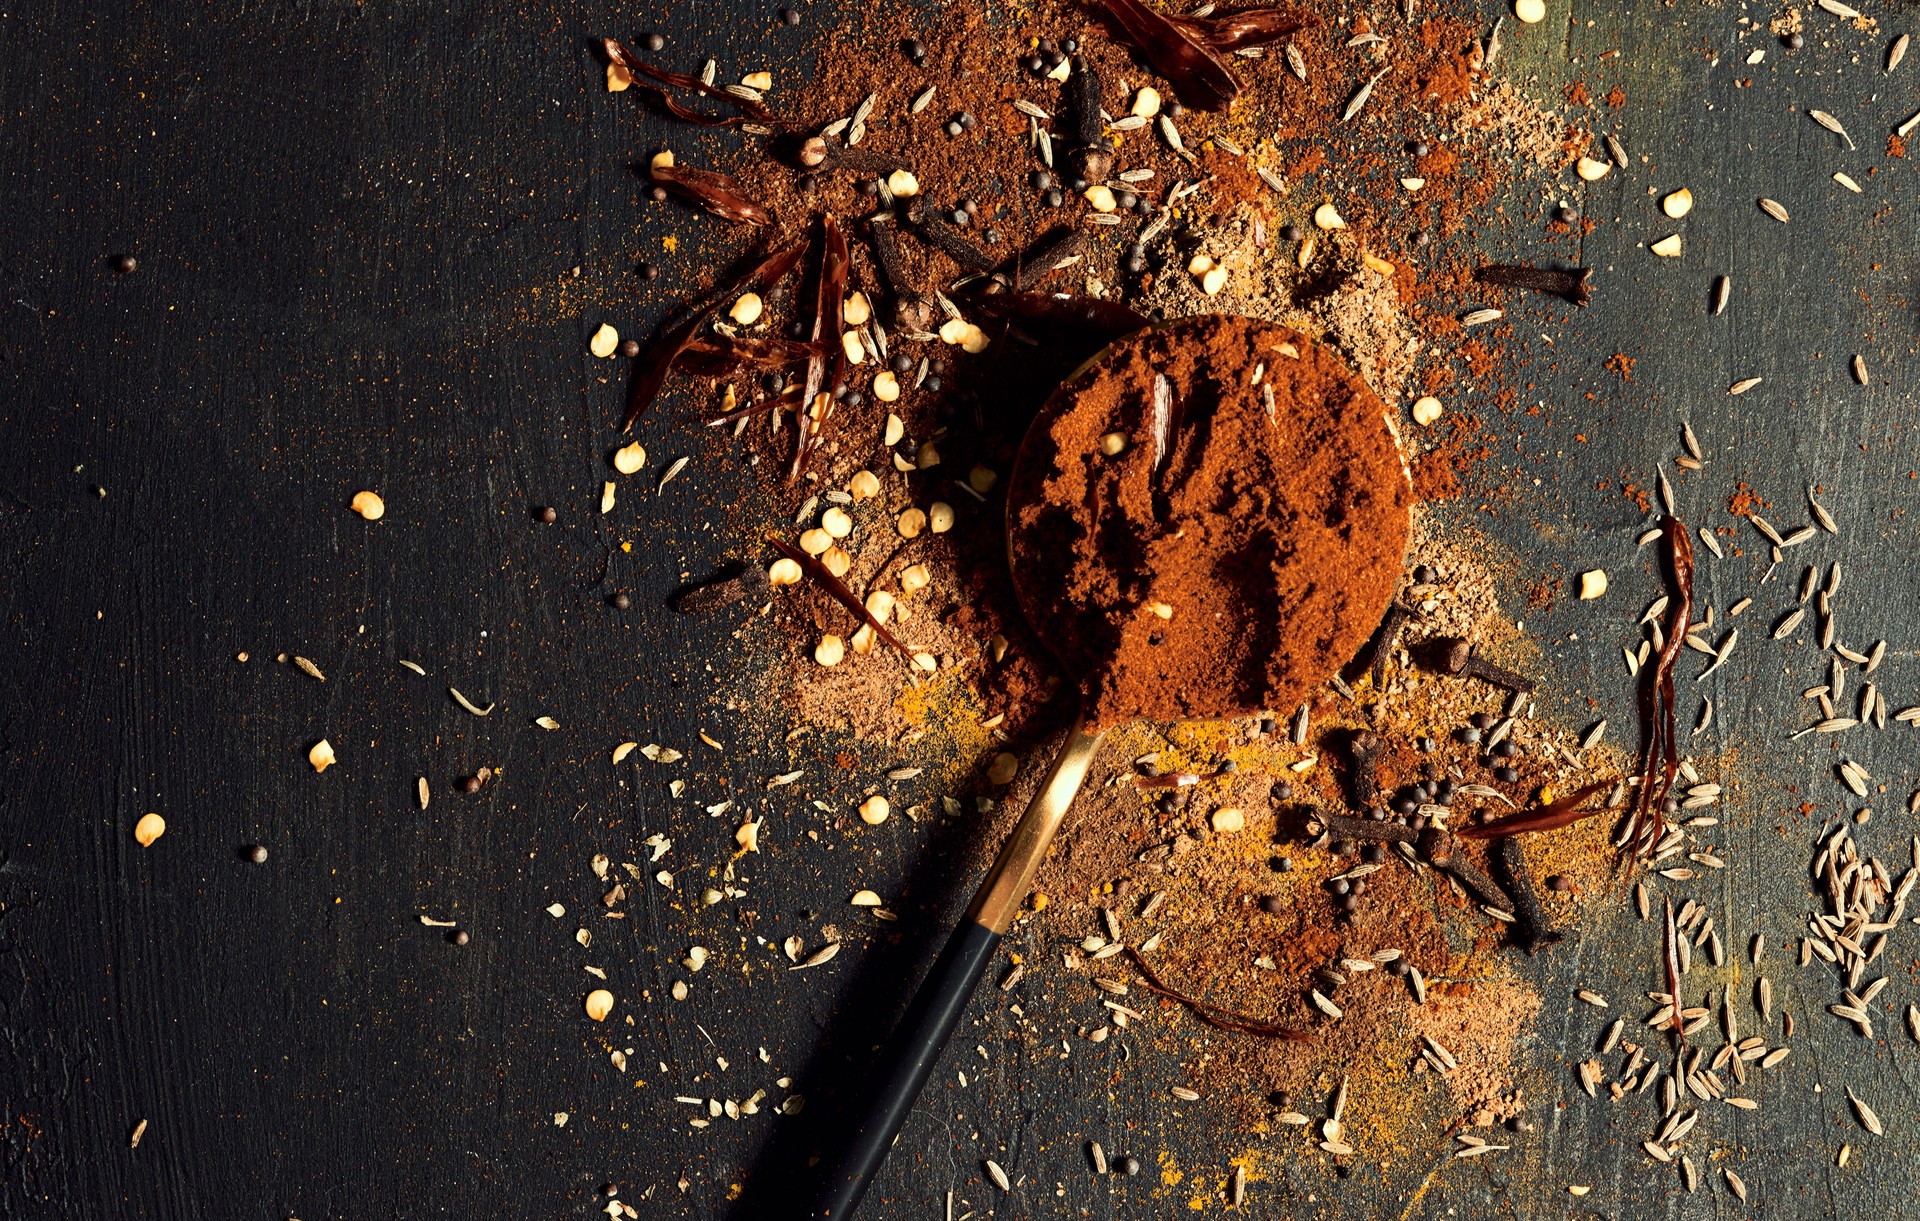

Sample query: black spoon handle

[813,718,1104,1219]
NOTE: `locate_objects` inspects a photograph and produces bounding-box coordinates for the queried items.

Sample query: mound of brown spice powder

[1008,315,1413,730]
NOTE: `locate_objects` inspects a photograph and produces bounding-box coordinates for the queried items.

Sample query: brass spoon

[814,317,1409,1218]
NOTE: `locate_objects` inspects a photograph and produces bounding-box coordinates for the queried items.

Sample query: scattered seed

[985,1159,1011,1191]
[1713,275,1730,315]
[1809,491,1838,533]
[1758,198,1790,223]
[1848,1088,1884,1135]
[1341,67,1390,121]
[1729,377,1763,395]
[450,687,494,717]
[1809,109,1856,149]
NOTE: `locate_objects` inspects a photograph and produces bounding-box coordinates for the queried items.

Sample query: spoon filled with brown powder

[816,313,1412,1220]
[1008,312,1415,729]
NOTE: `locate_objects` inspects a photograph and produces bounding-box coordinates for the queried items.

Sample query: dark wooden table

[5,1,1919,1217]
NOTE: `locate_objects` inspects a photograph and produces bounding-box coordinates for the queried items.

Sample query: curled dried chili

[649,163,774,226]
[790,216,849,484]
[604,39,779,127]
[1102,0,1318,111]
[1631,516,1694,856]
[1102,0,1242,111]
[767,536,912,658]
[1124,949,1312,1041]
[1456,780,1612,840]
[621,243,803,430]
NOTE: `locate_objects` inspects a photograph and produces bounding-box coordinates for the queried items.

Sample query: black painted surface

[5,2,1920,1218]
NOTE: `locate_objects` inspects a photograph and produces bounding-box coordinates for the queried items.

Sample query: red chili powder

[1007,316,1414,731]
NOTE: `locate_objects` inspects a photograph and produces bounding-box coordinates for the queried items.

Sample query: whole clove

[1064,56,1114,181]
[1347,601,1410,689]
[864,214,935,332]
[1492,837,1562,954]
[792,134,906,176]
[1432,636,1536,694]
[1309,809,1413,845]
[903,200,998,271]
[1343,731,1384,809]
[671,561,770,614]
[966,291,1149,354]
[1001,226,1086,292]
[1472,263,1593,307]
[1416,827,1511,912]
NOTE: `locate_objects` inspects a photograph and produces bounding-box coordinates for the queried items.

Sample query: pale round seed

[900,563,931,594]
[928,502,955,533]
[848,470,881,501]
[649,150,675,173]
[865,589,896,624]
[858,795,890,825]
[1514,0,1545,23]
[1131,86,1162,118]
[613,441,647,474]
[841,330,866,363]
[958,324,989,355]
[309,739,336,772]
[741,70,773,91]
[897,508,927,538]
[798,527,834,555]
[916,440,942,467]
[584,989,615,1021]
[684,945,708,972]
[729,293,764,326]
[843,291,872,326]
[1085,185,1117,212]
[1200,266,1228,295]
[1662,188,1694,219]
[1100,432,1128,456]
[1579,570,1609,600]
[134,812,166,848]
[1146,601,1174,620]
[1411,396,1443,426]
[1211,808,1247,833]
[768,557,803,586]
[815,634,846,666]
[821,507,853,538]
[938,317,971,345]
[850,624,876,655]
[1576,156,1611,181]
[886,169,919,197]
[987,753,1019,785]
[607,63,633,91]
[1313,202,1346,230]
[851,889,883,906]
[883,414,905,446]
[821,546,851,578]
[873,371,901,402]
[1187,253,1215,275]
[350,490,385,520]
[1650,233,1683,257]
[912,651,938,671]
[589,324,620,358]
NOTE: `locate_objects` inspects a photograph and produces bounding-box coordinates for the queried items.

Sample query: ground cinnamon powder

[1007,316,1413,729]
